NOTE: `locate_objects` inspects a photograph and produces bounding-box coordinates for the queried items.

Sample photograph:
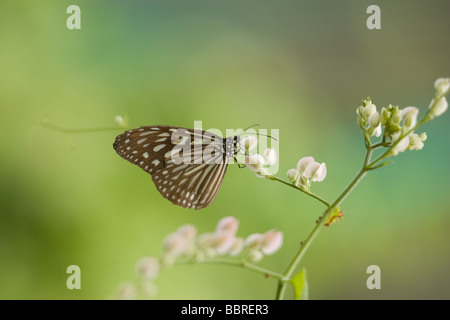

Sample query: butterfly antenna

[255,132,278,141]
[236,124,260,136]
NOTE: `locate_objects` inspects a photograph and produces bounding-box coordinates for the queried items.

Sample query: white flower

[368,112,382,137]
[245,154,270,177]
[407,132,427,151]
[401,106,419,131]
[434,77,450,97]
[162,232,187,258]
[260,230,283,255]
[212,230,236,255]
[302,159,327,182]
[176,224,197,243]
[198,222,237,256]
[372,124,382,137]
[242,136,258,151]
[216,216,239,235]
[429,97,448,118]
[297,156,315,174]
[135,257,160,280]
[245,230,283,257]
[291,156,327,189]
[262,148,277,166]
[390,132,410,156]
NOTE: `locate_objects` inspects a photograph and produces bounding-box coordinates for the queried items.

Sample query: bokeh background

[0,0,449,300]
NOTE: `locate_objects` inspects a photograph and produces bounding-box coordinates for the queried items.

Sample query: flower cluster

[115,216,283,299]
[356,98,382,138]
[287,157,327,192]
[242,136,277,177]
[356,78,448,157]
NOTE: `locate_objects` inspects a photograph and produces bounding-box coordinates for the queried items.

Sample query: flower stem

[179,258,285,280]
[275,147,373,300]
[268,176,331,207]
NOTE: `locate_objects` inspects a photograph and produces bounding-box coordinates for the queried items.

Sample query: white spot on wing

[153,144,166,152]
[139,131,154,136]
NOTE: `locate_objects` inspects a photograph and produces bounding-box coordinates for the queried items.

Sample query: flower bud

[242,136,258,151]
[135,257,160,280]
[391,109,401,124]
[380,107,389,126]
[356,105,364,116]
[401,106,419,131]
[262,148,277,166]
[368,111,381,128]
[298,175,310,191]
[362,103,376,118]
[245,233,263,250]
[428,97,448,118]
[407,132,427,151]
[389,132,410,156]
[434,77,450,97]
[287,168,299,184]
[247,249,264,263]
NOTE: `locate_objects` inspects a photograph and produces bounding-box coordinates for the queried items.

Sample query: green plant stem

[268,176,331,207]
[179,258,285,280]
[275,147,373,300]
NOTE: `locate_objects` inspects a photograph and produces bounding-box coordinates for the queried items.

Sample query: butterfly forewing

[113,125,231,210]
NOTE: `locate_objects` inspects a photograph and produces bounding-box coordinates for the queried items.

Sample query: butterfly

[113,125,241,210]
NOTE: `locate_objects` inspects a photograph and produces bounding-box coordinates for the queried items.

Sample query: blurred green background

[0,0,449,300]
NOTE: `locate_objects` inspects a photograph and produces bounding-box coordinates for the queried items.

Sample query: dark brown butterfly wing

[113,125,229,209]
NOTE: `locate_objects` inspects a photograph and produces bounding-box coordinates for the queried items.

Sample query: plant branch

[178,258,285,280]
[268,176,331,208]
[275,147,372,300]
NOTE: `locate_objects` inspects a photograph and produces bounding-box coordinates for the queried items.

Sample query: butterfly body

[113,125,239,210]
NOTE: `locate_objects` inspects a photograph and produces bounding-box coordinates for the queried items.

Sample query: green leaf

[291,268,308,300]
